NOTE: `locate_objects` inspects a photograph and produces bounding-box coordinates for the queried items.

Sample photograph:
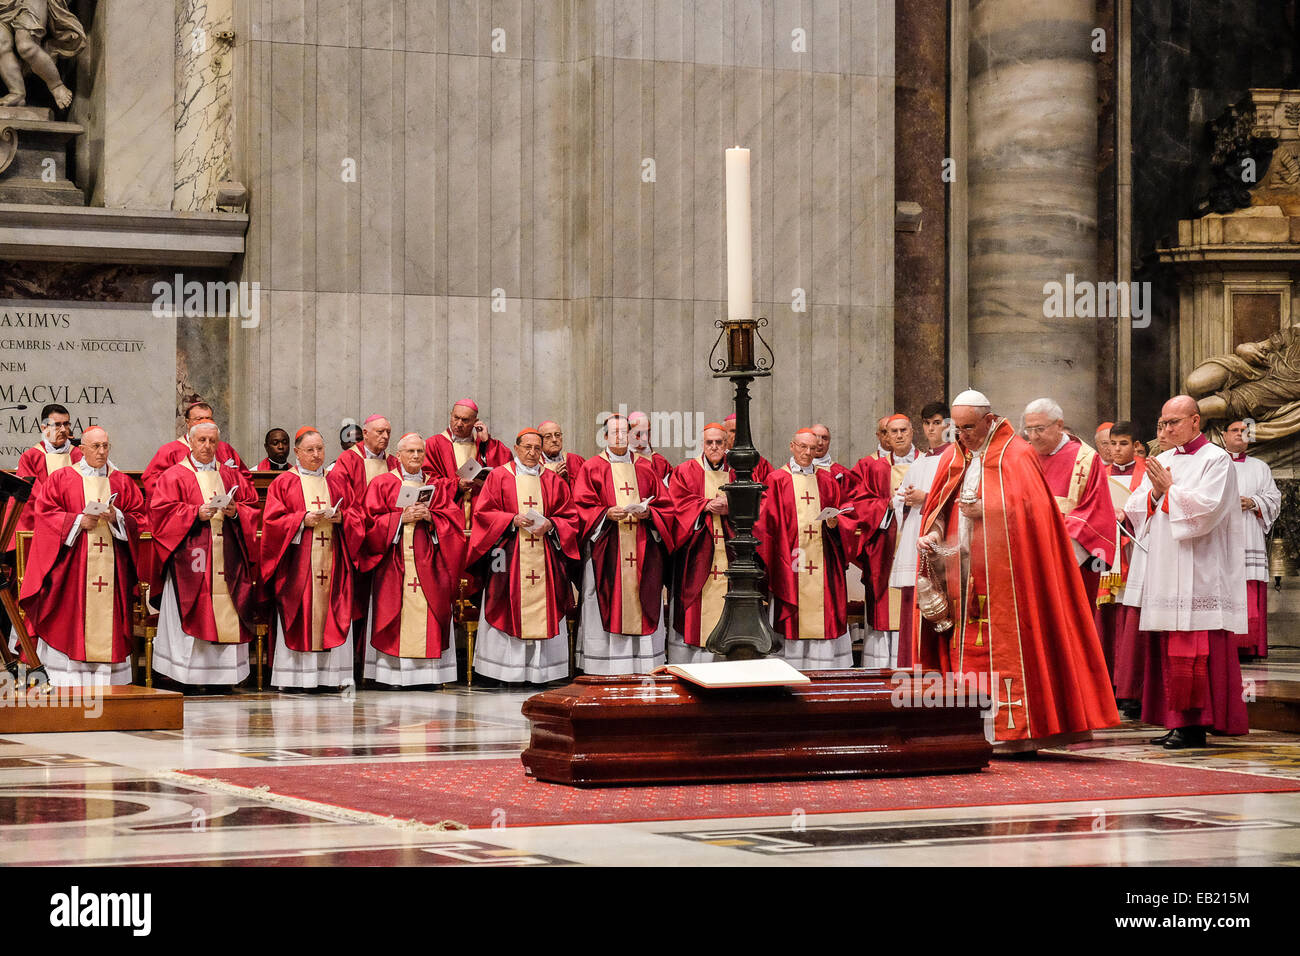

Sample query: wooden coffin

[521,670,991,787]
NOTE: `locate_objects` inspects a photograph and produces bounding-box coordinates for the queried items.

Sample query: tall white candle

[725,146,753,321]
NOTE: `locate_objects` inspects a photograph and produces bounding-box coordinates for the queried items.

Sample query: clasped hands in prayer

[401,504,432,524]
[1146,458,1174,497]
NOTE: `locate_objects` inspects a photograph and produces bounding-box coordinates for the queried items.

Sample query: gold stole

[299,472,334,651]
[353,444,389,485]
[790,468,827,640]
[44,448,72,477]
[514,467,549,639]
[609,456,643,634]
[396,471,431,657]
[188,464,242,643]
[699,458,729,641]
[1053,441,1097,516]
[450,435,475,526]
[82,473,115,662]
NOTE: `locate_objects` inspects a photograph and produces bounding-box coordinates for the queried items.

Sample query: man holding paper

[574,414,678,674]
[667,422,735,663]
[148,420,261,688]
[421,399,512,509]
[757,428,860,669]
[260,428,354,690]
[19,426,146,686]
[468,428,581,683]
[331,414,398,629]
[361,433,466,686]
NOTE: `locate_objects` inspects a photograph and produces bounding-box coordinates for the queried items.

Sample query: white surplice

[1122,439,1247,634]
[888,451,945,589]
[1231,454,1280,583]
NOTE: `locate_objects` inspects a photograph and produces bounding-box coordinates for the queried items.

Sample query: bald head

[81,426,110,468]
[1159,395,1202,448]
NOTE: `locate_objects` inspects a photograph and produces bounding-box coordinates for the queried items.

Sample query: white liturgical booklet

[82,493,117,517]
[1108,475,1135,511]
[624,495,653,516]
[206,490,234,510]
[457,458,486,481]
[309,500,341,519]
[523,508,547,532]
[395,484,438,508]
[814,503,854,522]
[652,658,812,689]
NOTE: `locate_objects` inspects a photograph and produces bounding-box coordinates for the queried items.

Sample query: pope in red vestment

[757,430,864,670]
[468,430,581,683]
[18,428,145,685]
[667,424,736,663]
[361,434,466,686]
[148,423,261,686]
[260,429,355,689]
[915,400,1119,752]
[574,417,677,674]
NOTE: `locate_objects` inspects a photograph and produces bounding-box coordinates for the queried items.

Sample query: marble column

[967,0,1099,426]
[175,0,235,211]
[894,0,951,419]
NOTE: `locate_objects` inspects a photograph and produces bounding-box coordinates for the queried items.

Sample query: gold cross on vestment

[967,592,989,648]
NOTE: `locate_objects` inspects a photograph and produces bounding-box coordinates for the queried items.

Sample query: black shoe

[1149,729,1174,745]
[1119,700,1142,720]
[1162,727,1207,749]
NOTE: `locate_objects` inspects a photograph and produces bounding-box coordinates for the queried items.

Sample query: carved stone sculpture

[0,0,86,109]
[1188,328,1300,444]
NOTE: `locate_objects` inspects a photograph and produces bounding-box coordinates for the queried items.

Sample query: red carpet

[179,754,1300,828]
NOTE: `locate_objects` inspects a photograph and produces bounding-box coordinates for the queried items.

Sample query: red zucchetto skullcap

[703,422,727,432]
[516,428,542,442]
[886,414,910,425]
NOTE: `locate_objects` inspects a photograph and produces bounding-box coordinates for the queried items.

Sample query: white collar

[192,456,219,472]
[606,449,632,463]
[788,457,816,476]
[1111,460,1135,472]
[813,453,833,468]
[448,429,474,444]
[892,446,918,464]
[1049,433,1070,456]
[876,445,890,458]
[514,457,542,476]
[702,455,726,471]
[363,445,387,460]
[42,439,72,455]
[296,464,325,477]
[399,467,423,481]
[76,460,109,477]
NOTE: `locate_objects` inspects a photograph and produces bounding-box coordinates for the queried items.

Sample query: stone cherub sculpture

[0,0,86,110]
[1187,326,1300,449]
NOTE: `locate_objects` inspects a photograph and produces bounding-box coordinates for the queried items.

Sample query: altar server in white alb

[1222,419,1280,660]
[1122,396,1249,749]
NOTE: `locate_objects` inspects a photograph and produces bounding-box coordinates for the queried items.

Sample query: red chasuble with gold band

[757,466,857,641]
[332,444,399,619]
[421,431,512,504]
[669,456,735,646]
[148,459,261,645]
[574,452,677,636]
[362,470,466,659]
[19,466,145,664]
[468,462,580,640]
[846,454,896,630]
[1036,437,1117,567]
[912,419,1119,747]
[260,468,354,653]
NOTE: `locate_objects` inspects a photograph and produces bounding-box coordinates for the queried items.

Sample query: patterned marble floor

[2,674,1300,868]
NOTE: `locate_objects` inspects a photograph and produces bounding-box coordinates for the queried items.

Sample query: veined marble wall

[228,0,894,464]
[176,0,236,211]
